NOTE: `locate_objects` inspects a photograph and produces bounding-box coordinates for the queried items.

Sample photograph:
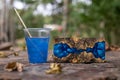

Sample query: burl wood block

[52,37,105,63]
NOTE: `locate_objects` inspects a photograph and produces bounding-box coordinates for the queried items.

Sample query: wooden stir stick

[14,8,32,37]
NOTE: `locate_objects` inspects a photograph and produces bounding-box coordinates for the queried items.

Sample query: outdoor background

[0,0,120,49]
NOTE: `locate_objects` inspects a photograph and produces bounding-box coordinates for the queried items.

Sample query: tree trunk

[99,21,104,38]
[62,0,69,33]
[9,0,14,44]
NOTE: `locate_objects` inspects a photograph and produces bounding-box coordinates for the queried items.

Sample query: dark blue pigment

[54,41,105,60]
[25,37,49,64]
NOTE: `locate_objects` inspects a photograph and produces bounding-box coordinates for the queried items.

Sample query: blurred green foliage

[15,0,120,45]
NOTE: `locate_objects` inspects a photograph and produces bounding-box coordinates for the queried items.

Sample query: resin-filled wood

[53,37,105,63]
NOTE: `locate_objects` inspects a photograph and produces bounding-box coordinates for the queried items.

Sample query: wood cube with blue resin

[53,37,105,63]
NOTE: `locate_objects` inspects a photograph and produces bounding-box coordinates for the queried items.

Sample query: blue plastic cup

[24,28,50,64]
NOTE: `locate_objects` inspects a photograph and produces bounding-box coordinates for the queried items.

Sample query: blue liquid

[25,37,49,64]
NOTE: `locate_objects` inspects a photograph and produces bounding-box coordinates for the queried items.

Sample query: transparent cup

[24,28,50,64]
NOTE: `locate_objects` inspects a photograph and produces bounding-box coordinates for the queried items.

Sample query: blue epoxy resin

[53,41,105,60]
[25,37,49,64]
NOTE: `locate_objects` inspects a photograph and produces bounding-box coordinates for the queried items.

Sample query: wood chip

[4,62,24,72]
[0,51,8,58]
[45,63,62,74]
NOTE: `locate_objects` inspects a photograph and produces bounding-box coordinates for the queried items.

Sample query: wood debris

[0,50,19,58]
[4,62,24,72]
[0,51,8,58]
[109,45,120,51]
[45,63,62,74]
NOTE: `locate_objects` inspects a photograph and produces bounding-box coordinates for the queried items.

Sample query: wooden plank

[0,51,119,80]
[0,42,12,50]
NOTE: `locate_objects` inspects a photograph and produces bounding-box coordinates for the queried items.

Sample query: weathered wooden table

[0,51,119,80]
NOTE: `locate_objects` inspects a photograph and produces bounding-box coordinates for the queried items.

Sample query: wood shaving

[4,62,24,72]
[45,63,62,74]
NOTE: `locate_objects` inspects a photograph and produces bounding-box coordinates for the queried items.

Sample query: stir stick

[14,8,32,37]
